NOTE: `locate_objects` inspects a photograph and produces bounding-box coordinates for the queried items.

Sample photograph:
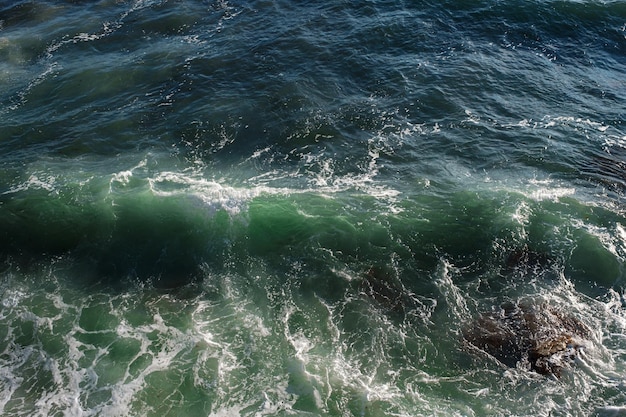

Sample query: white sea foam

[511,200,531,238]
[2,173,57,195]
[526,180,575,201]
[109,159,147,189]
[143,155,404,216]
[541,116,611,133]
[148,171,286,215]
[434,260,471,322]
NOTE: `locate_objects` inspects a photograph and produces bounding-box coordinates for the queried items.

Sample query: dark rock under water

[463,300,590,377]
[360,266,406,312]
[505,246,554,274]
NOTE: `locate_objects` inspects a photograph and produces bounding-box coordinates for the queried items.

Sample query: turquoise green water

[1,0,625,415]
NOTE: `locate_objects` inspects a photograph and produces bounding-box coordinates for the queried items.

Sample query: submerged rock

[463,300,590,377]
[505,246,553,273]
[360,266,407,316]
[360,266,425,318]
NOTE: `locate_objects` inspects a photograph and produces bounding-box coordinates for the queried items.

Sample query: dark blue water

[1,1,625,415]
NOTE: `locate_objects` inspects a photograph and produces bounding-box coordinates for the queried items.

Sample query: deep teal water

[0,1,625,416]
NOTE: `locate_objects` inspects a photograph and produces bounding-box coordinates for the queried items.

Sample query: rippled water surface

[0,1,625,416]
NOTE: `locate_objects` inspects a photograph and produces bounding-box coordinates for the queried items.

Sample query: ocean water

[0,0,625,415]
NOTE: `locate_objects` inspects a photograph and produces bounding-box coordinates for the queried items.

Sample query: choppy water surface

[1,0,625,415]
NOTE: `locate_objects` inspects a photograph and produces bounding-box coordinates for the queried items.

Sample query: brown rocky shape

[463,300,589,377]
